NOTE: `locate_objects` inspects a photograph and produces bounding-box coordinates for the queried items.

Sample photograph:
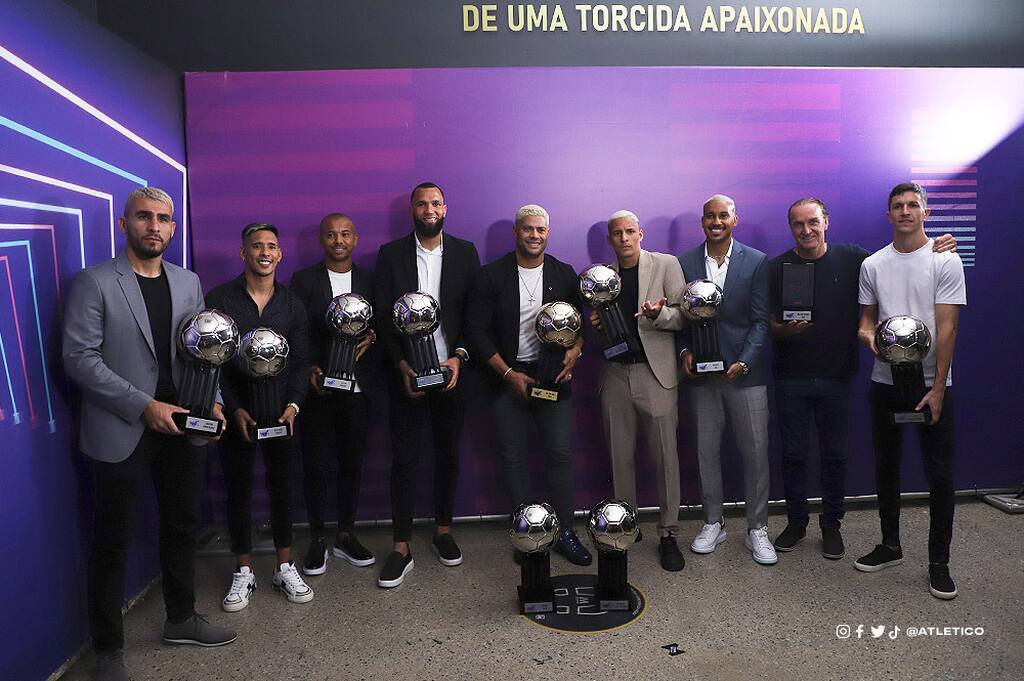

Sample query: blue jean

[775,378,850,529]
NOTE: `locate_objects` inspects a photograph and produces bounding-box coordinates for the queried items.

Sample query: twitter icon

[871,625,886,638]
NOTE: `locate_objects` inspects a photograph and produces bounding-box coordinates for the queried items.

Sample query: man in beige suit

[592,210,687,571]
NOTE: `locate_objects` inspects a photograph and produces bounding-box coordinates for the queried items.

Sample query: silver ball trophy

[173,309,239,436]
[393,291,450,390]
[530,302,582,402]
[876,315,933,424]
[682,278,726,374]
[239,326,291,440]
[510,502,561,613]
[587,500,639,611]
[321,293,373,393]
[579,265,637,359]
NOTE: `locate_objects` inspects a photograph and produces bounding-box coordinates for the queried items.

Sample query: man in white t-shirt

[856,182,967,600]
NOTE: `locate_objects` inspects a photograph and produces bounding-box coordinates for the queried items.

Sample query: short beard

[129,235,167,259]
[414,216,444,239]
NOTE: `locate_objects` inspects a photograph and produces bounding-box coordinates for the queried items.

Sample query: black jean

[220,433,294,555]
[868,381,956,565]
[300,392,370,536]
[89,430,204,653]
[775,378,850,529]
[387,380,465,542]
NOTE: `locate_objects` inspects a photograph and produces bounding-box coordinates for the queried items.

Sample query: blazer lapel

[439,232,451,307]
[403,233,418,294]
[722,240,744,293]
[317,262,334,304]
[638,249,653,306]
[115,253,156,360]
[541,255,556,304]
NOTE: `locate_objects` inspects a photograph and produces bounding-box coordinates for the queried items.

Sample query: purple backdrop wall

[185,67,1024,527]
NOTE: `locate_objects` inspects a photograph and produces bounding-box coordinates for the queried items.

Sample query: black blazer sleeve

[283,288,312,408]
[374,242,405,370]
[445,237,482,358]
[465,263,501,363]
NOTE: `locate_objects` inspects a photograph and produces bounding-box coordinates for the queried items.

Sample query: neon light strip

[0,198,84,267]
[0,251,37,426]
[0,43,188,268]
[0,114,148,185]
[0,256,20,424]
[0,240,55,432]
[0,225,62,308]
[0,164,114,258]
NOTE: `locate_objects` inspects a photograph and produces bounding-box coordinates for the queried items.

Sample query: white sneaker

[222,566,256,612]
[272,562,314,604]
[691,522,727,554]
[745,526,779,565]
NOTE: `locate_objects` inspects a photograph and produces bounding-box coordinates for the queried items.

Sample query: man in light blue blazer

[63,187,235,681]
[677,194,776,566]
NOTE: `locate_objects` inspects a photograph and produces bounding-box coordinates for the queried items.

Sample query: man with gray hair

[466,204,591,565]
[678,194,775,566]
[591,209,688,571]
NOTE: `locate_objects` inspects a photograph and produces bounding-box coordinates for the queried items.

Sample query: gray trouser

[690,381,770,530]
[600,362,680,536]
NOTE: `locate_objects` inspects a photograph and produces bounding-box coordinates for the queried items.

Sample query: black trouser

[868,381,956,565]
[220,433,294,555]
[89,430,204,653]
[387,379,465,542]
[300,392,370,536]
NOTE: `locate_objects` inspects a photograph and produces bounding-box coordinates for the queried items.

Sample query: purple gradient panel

[186,67,1024,525]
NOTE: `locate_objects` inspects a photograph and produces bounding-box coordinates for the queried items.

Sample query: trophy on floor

[530,302,582,402]
[579,265,637,359]
[682,279,725,374]
[781,262,815,321]
[172,309,239,436]
[393,291,450,390]
[587,500,639,611]
[875,315,932,425]
[239,327,292,440]
[510,502,561,614]
[320,293,373,393]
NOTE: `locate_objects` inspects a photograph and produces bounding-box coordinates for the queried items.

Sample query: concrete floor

[62,500,1023,681]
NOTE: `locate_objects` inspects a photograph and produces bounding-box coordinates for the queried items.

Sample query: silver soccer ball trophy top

[535,301,583,348]
[239,327,290,378]
[875,315,932,364]
[393,291,441,337]
[587,500,640,553]
[179,309,239,366]
[509,502,561,554]
[579,265,622,304]
[326,293,373,338]
[682,279,724,320]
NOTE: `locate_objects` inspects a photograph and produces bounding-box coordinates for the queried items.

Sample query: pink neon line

[669,83,841,110]
[911,166,978,174]
[927,192,977,199]
[915,179,978,186]
[0,255,36,424]
[0,224,62,310]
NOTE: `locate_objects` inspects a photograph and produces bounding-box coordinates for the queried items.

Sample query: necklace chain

[518,269,541,304]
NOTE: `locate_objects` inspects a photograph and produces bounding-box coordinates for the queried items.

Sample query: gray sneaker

[162,614,237,647]
[93,650,130,681]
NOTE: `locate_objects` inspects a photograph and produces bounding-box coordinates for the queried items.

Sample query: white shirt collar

[704,239,734,261]
[415,232,443,255]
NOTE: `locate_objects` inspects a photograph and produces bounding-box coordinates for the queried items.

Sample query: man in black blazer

[290,213,378,577]
[373,182,481,588]
[466,204,590,565]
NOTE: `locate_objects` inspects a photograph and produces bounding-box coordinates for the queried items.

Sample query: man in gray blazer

[593,210,687,571]
[678,194,776,566]
[63,187,235,681]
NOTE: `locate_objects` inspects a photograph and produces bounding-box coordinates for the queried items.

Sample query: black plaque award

[876,315,933,425]
[579,265,638,359]
[682,279,726,375]
[510,502,560,614]
[320,293,373,393]
[529,302,582,402]
[172,309,239,437]
[587,501,639,611]
[393,292,450,390]
[781,262,814,321]
[239,327,292,440]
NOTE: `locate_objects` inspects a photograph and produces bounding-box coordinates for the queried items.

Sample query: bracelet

[502,366,513,379]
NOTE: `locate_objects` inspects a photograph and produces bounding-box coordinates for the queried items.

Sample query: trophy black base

[518,585,556,614]
[602,337,639,360]
[890,363,931,425]
[596,550,631,611]
[782,309,813,322]
[248,421,293,441]
[320,374,357,393]
[891,408,932,425]
[171,411,223,437]
[518,551,555,613]
[693,319,725,375]
[414,366,451,391]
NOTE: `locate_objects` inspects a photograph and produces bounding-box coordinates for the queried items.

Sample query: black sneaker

[162,614,237,647]
[821,527,845,560]
[303,536,328,575]
[658,536,685,572]
[432,532,464,566]
[553,528,593,566]
[94,650,130,681]
[853,544,903,572]
[333,532,376,567]
[377,551,414,588]
[773,524,806,552]
[929,563,958,600]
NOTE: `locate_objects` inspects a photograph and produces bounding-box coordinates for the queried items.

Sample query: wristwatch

[737,361,750,375]
[286,402,300,415]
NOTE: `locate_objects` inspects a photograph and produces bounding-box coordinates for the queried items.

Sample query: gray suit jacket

[677,239,770,387]
[63,252,208,462]
[612,249,687,389]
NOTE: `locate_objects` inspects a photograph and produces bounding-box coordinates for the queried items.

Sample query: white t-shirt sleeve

[858,258,878,305]
[935,253,967,306]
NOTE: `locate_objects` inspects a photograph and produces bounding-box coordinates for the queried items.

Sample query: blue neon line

[0,114,147,186]
[0,326,18,423]
[0,240,55,431]
[0,197,85,267]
